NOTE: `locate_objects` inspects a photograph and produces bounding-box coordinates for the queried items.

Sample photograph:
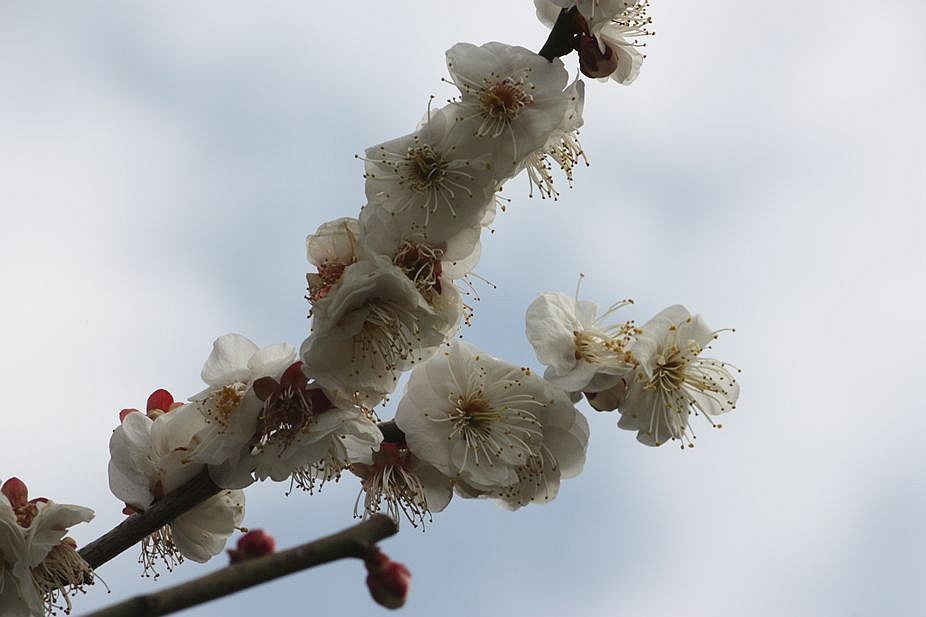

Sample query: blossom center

[254,363,333,452]
[351,443,432,528]
[393,241,444,300]
[438,391,544,470]
[202,384,246,429]
[480,79,531,123]
[406,145,448,192]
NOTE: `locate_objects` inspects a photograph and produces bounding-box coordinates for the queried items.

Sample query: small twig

[538,8,579,61]
[79,469,222,570]
[79,515,399,617]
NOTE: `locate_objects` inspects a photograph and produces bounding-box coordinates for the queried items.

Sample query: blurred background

[1,1,924,615]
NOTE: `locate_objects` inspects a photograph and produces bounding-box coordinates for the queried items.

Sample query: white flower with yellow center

[445,42,572,179]
[395,340,589,508]
[618,305,739,447]
[361,104,496,249]
[526,291,637,397]
[184,334,298,468]
[349,441,452,529]
[0,478,95,617]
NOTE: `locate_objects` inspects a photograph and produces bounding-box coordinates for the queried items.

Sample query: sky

[1,1,925,616]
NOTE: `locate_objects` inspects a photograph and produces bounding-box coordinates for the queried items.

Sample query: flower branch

[78,470,221,570]
[79,515,399,617]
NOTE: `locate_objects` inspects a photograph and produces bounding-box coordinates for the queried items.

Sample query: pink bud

[1,477,28,506]
[365,548,411,609]
[228,529,276,563]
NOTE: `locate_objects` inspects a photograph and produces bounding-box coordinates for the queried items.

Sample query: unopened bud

[228,529,276,563]
[1,477,28,506]
[146,389,175,413]
[365,547,411,609]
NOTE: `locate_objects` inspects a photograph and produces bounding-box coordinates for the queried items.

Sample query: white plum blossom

[107,400,246,573]
[206,360,384,494]
[302,253,461,407]
[526,291,637,397]
[185,334,298,468]
[395,340,589,509]
[0,478,94,617]
[444,42,572,177]
[618,305,739,447]
[349,441,453,529]
[361,104,497,250]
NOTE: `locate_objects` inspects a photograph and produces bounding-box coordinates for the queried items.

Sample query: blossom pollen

[393,241,444,300]
[200,383,247,430]
[435,388,544,471]
[307,261,349,306]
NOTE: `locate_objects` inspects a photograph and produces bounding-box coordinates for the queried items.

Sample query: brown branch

[79,469,222,569]
[538,8,580,61]
[79,515,399,617]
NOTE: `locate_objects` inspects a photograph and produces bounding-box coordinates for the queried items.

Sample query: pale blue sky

[1,2,924,616]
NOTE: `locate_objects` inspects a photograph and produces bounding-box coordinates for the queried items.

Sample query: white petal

[201,334,259,387]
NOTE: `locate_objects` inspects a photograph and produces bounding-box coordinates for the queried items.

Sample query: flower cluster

[527,294,740,448]
[0,478,95,616]
[88,7,744,615]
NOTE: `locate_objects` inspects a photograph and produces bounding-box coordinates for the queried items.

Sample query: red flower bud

[1,477,28,507]
[228,529,276,563]
[146,388,175,413]
[365,548,411,609]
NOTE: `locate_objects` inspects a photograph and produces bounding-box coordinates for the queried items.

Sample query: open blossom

[444,42,572,179]
[349,441,452,529]
[185,334,299,468]
[617,305,739,447]
[526,291,637,398]
[361,104,497,251]
[108,396,246,573]
[0,478,94,617]
[395,340,588,509]
[204,360,384,493]
[302,253,461,406]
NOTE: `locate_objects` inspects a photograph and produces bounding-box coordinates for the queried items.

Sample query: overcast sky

[1,1,924,616]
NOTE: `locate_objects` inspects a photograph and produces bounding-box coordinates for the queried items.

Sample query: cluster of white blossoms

[3,3,742,613]
[526,293,739,447]
[0,478,95,616]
